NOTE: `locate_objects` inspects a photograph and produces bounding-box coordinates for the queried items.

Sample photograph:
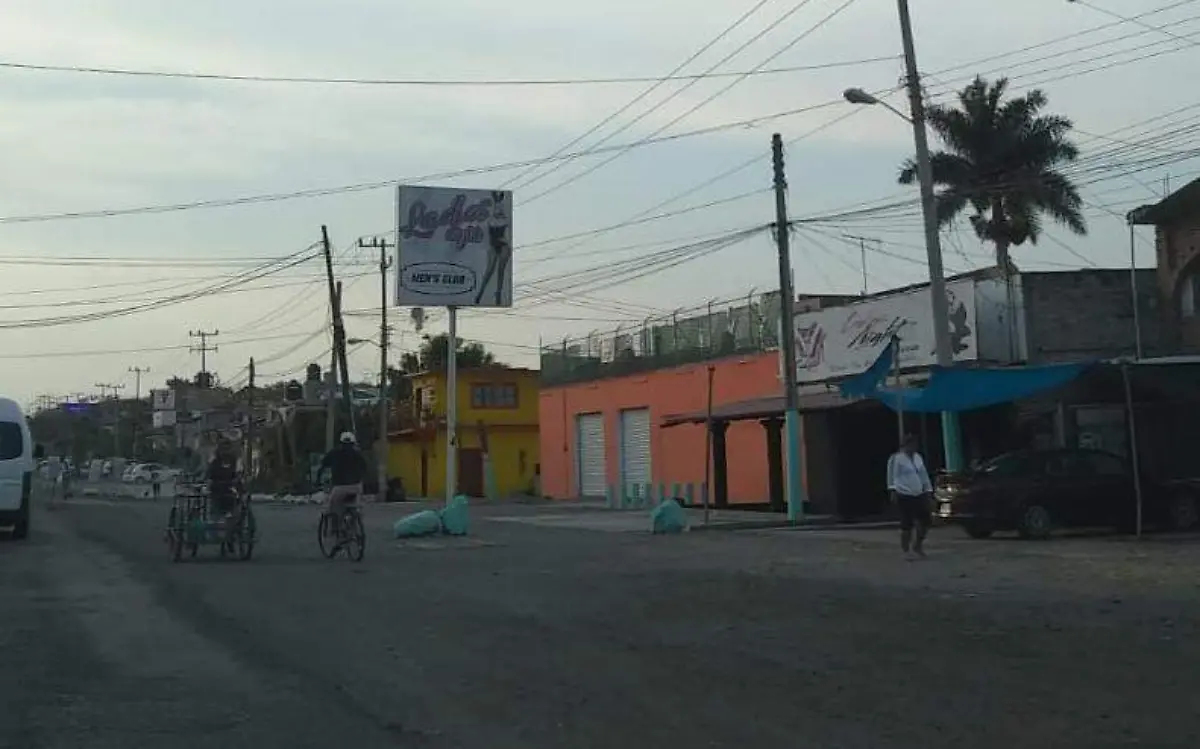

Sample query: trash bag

[650,498,688,535]
[440,495,470,536]
[393,509,443,539]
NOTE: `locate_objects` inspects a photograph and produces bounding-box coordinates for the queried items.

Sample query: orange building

[538,351,788,506]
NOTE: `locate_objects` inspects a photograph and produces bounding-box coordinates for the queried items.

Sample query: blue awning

[839,337,898,399]
[874,362,1093,413]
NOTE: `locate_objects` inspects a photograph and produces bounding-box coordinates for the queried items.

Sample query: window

[0,422,23,461]
[471,383,518,409]
[1181,272,1200,318]
[1083,451,1128,477]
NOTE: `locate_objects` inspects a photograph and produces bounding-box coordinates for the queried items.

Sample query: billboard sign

[150,389,175,411]
[793,278,978,382]
[395,186,513,307]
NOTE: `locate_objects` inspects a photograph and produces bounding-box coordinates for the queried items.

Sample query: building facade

[388,366,539,499]
[539,266,1165,517]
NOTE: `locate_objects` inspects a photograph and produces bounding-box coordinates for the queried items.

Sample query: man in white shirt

[887,434,933,559]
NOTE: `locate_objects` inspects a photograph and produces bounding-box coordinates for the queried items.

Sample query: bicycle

[317,488,366,562]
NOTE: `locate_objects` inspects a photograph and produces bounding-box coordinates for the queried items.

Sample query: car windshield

[0,422,23,460]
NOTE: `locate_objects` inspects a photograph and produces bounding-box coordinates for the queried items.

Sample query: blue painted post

[684,483,694,507]
[671,483,681,506]
[699,481,708,510]
[657,483,666,506]
[942,412,964,472]
[605,485,614,509]
[785,410,805,523]
[646,483,656,508]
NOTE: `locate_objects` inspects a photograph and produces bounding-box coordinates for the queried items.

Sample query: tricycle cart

[165,481,257,562]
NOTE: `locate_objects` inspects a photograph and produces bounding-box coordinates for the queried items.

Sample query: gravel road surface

[3,499,1198,748]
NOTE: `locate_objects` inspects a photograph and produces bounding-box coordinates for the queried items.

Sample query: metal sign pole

[446,306,458,506]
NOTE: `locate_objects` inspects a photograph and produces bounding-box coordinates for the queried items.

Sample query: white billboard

[395,186,513,307]
[153,410,177,429]
[793,278,978,383]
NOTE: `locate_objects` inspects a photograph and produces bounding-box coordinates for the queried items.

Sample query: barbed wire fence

[540,289,786,385]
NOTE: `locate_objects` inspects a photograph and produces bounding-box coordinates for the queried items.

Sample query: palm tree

[899,76,1087,271]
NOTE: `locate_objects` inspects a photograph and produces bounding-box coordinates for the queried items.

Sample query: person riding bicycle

[207,439,241,523]
[320,432,366,526]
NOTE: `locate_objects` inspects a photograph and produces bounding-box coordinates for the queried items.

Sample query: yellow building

[387,366,540,499]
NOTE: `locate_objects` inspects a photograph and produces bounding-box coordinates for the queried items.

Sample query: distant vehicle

[123,463,178,483]
[0,397,35,539]
[935,447,1200,539]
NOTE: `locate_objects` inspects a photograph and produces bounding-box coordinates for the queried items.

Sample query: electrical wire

[0,56,898,87]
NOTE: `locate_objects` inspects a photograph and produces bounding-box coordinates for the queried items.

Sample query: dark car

[934,447,1200,539]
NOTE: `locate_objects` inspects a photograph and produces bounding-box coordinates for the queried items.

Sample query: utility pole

[360,236,394,500]
[189,330,219,386]
[896,0,963,472]
[771,133,805,523]
[321,226,355,433]
[246,358,255,485]
[843,234,880,296]
[95,383,126,457]
[128,366,149,460]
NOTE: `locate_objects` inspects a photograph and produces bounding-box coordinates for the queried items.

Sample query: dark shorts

[897,493,931,530]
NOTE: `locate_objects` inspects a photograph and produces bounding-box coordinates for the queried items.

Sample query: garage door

[576,413,606,498]
[619,408,651,490]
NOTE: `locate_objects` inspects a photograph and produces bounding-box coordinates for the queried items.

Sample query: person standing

[887,434,933,559]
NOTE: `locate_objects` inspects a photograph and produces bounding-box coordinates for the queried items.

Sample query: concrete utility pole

[95,383,126,457]
[895,0,963,471]
[359,236,394,501]
[128,366,149,460]
[771,133,805,523]
[189,330,219,386]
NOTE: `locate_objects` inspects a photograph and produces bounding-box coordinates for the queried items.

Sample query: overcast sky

[1,0,1194,404]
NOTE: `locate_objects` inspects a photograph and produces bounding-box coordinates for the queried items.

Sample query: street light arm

[842,87,912,123]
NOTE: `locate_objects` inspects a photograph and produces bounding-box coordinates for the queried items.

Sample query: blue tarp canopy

[873,362,1093,413]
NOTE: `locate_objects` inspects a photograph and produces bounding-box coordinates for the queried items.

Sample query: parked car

[935,447,1200,539]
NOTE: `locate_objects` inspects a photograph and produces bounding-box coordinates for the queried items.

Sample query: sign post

[395,186,513,505]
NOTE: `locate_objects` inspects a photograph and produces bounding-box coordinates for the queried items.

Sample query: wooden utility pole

[189,330,219,386]
[95,382,126,457]
[320,226,355,433]
[246,357,255,485]
[359,236,394,499]
[128,366,150,460]
[324,285,342,454]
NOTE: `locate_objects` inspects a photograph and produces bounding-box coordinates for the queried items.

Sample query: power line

[0,55,897,87]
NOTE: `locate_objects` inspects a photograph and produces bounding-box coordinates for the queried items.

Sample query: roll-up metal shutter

[576,413,606,498]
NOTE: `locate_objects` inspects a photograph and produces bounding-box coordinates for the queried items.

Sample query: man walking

[887,434,933,559]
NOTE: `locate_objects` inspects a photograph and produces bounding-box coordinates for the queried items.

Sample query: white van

[0,397,35,539]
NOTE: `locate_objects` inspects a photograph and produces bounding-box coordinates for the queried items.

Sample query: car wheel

[1168,492,1199,531]
[11,498,29,540]
[1017,504,1052,540]
[962,523,994,539]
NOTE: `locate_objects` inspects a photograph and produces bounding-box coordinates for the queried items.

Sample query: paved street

[3,499,1199,748]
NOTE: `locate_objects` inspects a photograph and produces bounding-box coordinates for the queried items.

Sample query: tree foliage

[898,76,1087,268]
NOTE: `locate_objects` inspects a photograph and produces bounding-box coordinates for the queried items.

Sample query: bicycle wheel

[237,505,256,561]
[317,512,339,559]
[343,509,366,562]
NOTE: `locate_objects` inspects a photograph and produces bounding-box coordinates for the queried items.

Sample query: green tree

[415,333,497,371]
[898,76,1087,270]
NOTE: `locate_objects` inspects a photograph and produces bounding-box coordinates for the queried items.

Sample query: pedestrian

[151,468,162,501]
[887,434,933,560]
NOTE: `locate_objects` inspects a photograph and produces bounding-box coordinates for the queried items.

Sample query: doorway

[458,448,485,497]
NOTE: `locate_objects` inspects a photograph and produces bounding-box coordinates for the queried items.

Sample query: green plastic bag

[650,498,688,535]
[440,495,470,536]
[393,509,442,539]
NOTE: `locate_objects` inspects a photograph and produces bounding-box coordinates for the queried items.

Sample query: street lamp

[842,88,912,123]
[843,0,964,473]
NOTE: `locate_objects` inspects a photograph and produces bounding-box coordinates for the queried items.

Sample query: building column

[761,417,785,512]
[712,421,730,509]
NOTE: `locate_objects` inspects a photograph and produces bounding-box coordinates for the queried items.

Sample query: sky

[1,0,1196,405]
